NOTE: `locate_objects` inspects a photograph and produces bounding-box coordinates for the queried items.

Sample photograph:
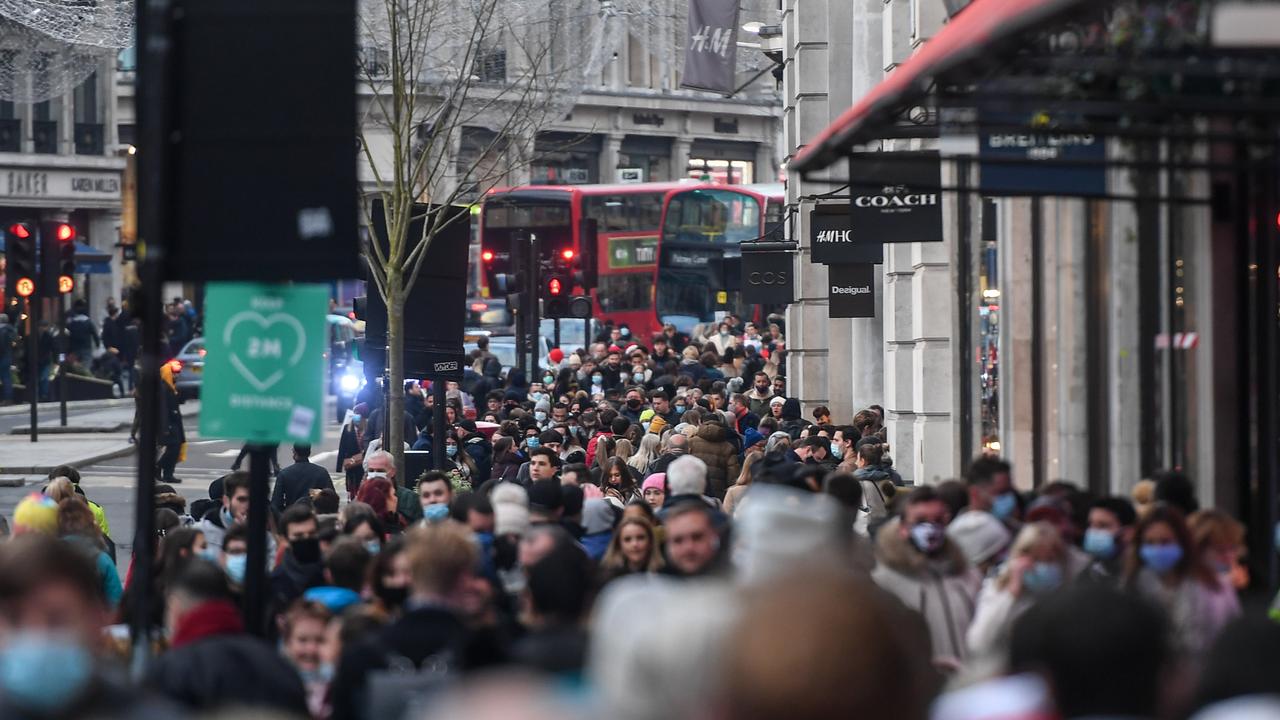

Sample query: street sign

[199,282,327,444]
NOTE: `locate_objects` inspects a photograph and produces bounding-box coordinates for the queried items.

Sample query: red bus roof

[485,180,700,199]
[663,182,786,201]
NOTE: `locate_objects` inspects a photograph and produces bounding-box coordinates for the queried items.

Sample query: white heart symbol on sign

[223,311,307,392]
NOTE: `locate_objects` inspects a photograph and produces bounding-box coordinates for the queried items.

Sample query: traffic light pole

[26,296,37,443]
[59,296,67,427]
[527,232,541,376]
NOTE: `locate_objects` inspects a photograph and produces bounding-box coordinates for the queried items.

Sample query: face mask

[719,330,729,337]
[197,546,220,563]
[300,663,335,685]
[674,405,686,414]
[446,445,458,458]
[534,411,547,422]
[364,540,382,556]
[351,413,361,423]
[1021,562,1063,594]
[642,421,651,432]
[1083,528,1118,559]
[991,491,1018,520]
[423,502,450,523]
[0,632,93,712]
[291,538,321,564]
[592,375,603,385]
[909,522,945,555]
[225,553,247,584]
[626,398,642,409]
[756,385,769,394]
[543,375,554,385]
[530,392,545,403]
[830,443,843,460]
[220,506,235,528]
[526,437,541,449]
[1140,543,1183,574]
[633,372,646,383]
[621,328,630,337]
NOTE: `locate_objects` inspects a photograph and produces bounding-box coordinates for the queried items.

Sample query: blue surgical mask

[909,522,945,555]
[543,375,554,385]
[423,502,450,523]
[592,374,603,385]
[300,663,335,685]
[633,372,645,383]
[0,632,93,712]
[365,540,382,556]
[534,411,547,422]
[991,491,1018,520]
[530,392,545,403]
[351,413,361,423]
[830,443,843,460]
[526,437,541,449]
[1083,528,1118,559]
[1140,543,1183,574]
[1021,562,1063,594]
[446,445,458,458]
[674,405,686,414]
[220,506,235,528]
[224,553,247,584]
[197,546,220,563]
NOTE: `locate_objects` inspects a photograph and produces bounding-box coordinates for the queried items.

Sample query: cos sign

[741,249,793,305]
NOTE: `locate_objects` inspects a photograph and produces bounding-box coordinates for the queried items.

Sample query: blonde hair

[1187,509,1245,549]
[996,522,1065,591]
[45,477,76,504]
[614,438,634,462]
[402,522,478,596]
[628,433,661,473]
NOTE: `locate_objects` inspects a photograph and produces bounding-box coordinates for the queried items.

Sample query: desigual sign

[0,168,123,203]
[829,264,875,318]
[809,208,883,264]
[847,151,943,243]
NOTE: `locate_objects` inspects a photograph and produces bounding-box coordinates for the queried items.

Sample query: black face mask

[626,398,642,409]
[291,538,321,564]
[378,585,408,611]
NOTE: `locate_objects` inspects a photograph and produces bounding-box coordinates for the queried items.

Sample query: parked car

[172,337,205,399]
[465,297,515,335]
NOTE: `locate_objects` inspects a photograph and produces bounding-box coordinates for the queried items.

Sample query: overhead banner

[680,0,740,95]
[978,111,1106,196]
[741,249,793,305]
[828,264,875,318]
[847,151,943,243]
[810,208,884,264]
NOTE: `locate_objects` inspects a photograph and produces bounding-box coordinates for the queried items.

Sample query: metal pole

[1030,197,1045,490]
[130,0,173,678]
[528,233,541,375]
[59,298,67,427]
[553,317,561,351]
[242,446,270,636]
[27,297,37,443]
[432,379,446,471]
[381,368,391,448]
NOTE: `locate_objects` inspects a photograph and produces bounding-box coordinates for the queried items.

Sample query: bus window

[663,189,762,244]
[484,202,570,228]
[586,193,667,232]
[597,273,652,313]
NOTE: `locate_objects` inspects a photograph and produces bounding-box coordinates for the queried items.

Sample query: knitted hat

[648,416,668,436]
[568,354,583,368]
[642,474,666,493]
[490,482,529,509]
[946,511,1012,567]
[769,396,786,407]
[743,427,765,451]
[494,502,530,536]
[13,494,58,535]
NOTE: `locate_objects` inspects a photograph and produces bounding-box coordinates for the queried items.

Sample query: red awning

[789,0,1090,173]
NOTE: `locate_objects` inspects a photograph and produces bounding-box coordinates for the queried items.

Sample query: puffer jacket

[687,422,741,500]
[871,518,982,666]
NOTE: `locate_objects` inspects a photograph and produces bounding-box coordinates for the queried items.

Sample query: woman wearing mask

[602,456,641,506]
[709,322,737,355]
[443,431,479,481]
[553,367,578,398]
[368,536,411,616]
[598,517,664,586]
[1123,504,1239,656]
[629,362,651,388]
[352,478,404,538]
[967,522,1070,658]
[1187,509,1249,593]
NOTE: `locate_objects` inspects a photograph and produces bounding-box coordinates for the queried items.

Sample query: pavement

[0,401,201,476]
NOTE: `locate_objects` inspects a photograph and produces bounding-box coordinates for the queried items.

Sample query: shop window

[687,158,754,185]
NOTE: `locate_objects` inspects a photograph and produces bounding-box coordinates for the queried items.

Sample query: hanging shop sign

[680,0,740,95]
[828,263,875,318]
[809,207,884,264]
[978,111,1106,197]
[847,151,943,243]
[741,246,793,305]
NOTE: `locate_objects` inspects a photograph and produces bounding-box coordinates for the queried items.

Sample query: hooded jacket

[745,387,775,418]
[871,518,982,665]
[778,398,809,440]
[687,422,740,500]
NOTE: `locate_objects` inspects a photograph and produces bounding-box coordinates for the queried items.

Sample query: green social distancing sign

[200,282,328,445]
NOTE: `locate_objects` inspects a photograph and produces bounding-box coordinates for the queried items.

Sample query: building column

[1042,197,1089,485]
[670,137,691,180]
[600,133,623,185]
[999,199,1036,490]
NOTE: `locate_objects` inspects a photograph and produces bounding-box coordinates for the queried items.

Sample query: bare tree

[357,0,615,470]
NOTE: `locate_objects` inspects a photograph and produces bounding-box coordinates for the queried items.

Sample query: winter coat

[580,531,612,562]
[745,388,775,418]
[849,468,891,536]
[464,435,493,481]
[872,519,982,665]
[965,577,1038,660]
[1130,569,1240,656]
[490,453,523,485]
[687,423,741,500]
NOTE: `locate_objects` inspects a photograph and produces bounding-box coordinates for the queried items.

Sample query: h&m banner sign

[680,0,740,95]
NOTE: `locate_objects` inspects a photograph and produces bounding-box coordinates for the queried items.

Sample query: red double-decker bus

[478,181,693,342]
[653,183,785,334]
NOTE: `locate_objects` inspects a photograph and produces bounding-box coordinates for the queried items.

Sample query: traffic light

[40,221,75,296]
[5,222,36,302]
[543,273,568,318]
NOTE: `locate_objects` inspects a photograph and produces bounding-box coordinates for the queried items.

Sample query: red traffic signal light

[560,248,575,261]
[8,223,29,239]
[481,250,494,262]
[547,277,563,296]
[53,223,73,241]
[58,276,75,294]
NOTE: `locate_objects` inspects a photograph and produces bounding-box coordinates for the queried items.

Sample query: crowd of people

[0,321,1277,720]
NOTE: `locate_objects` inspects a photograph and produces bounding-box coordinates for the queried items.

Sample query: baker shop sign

[0,168,121,201]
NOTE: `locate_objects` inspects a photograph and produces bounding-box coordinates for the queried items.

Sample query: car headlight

[339,373,362,393]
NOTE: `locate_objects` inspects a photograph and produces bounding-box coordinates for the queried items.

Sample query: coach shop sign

[847,150,943,243]
[828,264,875,318]
[740,245,793,305]
[810,208,883,265]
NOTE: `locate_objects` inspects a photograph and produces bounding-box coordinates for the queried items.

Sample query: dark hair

[561,463,590,484]
[934,479,969,519]
[0,534,102,607]
[1091,496,1137,527]
[416,470,450,491]
[223,470,252,497]
[965,456,1011,488]
[159,526,204,584]
[610,417,631,436]
[313,489,340,515]
[538,429,563,446]
[900,486,941,517]
[529,446,561,468]
[493,436,516,461]
[603,456,636,496]
[1010,584,1170,718]
[48,465,81,484]
[823,472,863,511]
[857,442,886,465]
[170,558,234,604]
[343,513,386,540]
[812,405,830,420]
[293,443,312,458]
[525,538,594,625]
[758,417,779,433]
[279,504,317,536]
[1123,503,1217,589]
[1152,470,1198,515]
[326,537,372,591]
[753,371,769,382]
